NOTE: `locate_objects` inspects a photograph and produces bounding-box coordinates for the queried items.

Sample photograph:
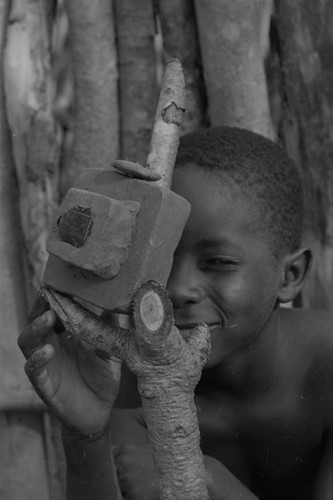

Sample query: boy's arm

[62,427,122,500]
[111,408,258,500]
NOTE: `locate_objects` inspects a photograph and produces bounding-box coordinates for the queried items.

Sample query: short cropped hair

[175,126,304,259]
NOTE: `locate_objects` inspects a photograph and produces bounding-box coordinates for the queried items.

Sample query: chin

[203,352,224,370]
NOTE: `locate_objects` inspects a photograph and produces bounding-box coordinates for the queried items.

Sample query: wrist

[62,421,111,445]
[62,421,122,500]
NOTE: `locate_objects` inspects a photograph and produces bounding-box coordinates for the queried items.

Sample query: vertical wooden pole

[3,0,61,298]
[272,0,333,311]
[1,1,66,499]
[115,0,158,164]
[0,0,29,406]
[0,1,53,498]
[194,0,274,138]
[63,0,119,190]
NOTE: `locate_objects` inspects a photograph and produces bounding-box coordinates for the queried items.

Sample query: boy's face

[169,164,283,368]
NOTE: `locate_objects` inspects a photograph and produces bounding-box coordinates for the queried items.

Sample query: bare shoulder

[281,306,333,399]
[282,306,333,350]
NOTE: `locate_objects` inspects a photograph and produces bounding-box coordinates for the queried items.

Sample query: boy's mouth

[176,322,222,333]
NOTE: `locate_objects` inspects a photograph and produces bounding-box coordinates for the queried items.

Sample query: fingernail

[45,310,54,323]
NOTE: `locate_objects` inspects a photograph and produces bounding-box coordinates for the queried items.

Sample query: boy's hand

[18,293,122,436]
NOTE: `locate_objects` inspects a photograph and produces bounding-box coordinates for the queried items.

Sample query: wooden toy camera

[43,59,190,313]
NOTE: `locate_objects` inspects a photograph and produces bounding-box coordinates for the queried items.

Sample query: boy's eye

[200,257,238,271]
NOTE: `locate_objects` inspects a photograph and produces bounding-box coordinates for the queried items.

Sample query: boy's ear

[277,248,312,303]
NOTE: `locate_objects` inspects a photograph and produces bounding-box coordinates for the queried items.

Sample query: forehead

[172,165,266,251]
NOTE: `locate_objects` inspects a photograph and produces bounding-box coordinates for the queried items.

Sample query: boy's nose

[167,259,206,308]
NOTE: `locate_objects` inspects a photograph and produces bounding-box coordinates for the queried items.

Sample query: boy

[19,127,332,499]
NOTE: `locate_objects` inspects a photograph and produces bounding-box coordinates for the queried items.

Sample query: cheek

[214,271,278,318]
[214,275,254,310]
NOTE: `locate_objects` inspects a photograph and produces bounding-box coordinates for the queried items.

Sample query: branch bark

[131,282,210,500]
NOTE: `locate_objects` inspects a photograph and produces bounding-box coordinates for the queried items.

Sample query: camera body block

[43,168,190,313]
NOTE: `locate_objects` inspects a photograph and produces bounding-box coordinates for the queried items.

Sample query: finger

[185,323,211,368]
[28,288,50,322]
[112,160,162,181]
[18,309,57,359]
[25,343,54,381]
[42,287,132,359]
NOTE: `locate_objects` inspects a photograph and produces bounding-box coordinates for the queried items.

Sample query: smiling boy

[169,128,332,499]
[19,127,332,499]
